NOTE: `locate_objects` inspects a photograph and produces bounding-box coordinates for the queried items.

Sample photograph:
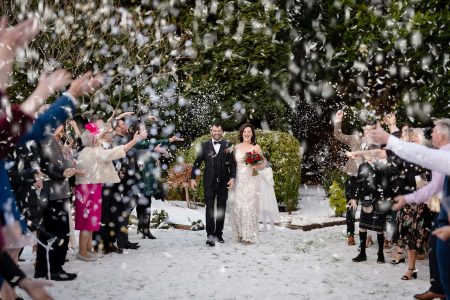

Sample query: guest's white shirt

[387,135,450,175]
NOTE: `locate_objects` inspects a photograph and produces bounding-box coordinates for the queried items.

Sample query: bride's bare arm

[254,144,266,170]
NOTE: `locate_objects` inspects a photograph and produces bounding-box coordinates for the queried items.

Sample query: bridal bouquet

[243,150,264,176]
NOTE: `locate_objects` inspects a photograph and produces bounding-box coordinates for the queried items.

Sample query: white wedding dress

[228,147,261,243]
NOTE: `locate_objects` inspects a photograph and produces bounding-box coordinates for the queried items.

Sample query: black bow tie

[213,141,222,145]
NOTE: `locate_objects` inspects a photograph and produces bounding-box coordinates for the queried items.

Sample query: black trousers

[136,195,152,231]
[115,195,133,248]
[344,176,358,236]
[35,199,70,274]
[205,182,228,237]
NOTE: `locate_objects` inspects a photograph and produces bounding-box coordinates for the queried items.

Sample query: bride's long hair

[238,123,256,145]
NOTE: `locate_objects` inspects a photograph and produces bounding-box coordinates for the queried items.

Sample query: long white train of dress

[228,148,260,243]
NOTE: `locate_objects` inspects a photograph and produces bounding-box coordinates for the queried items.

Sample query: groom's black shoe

[216,235,225,243]
[206,235,215,247]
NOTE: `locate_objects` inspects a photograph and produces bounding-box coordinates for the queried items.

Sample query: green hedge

[175,130,302,213]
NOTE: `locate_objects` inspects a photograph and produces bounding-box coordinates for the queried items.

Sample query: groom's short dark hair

[211,122,223,129]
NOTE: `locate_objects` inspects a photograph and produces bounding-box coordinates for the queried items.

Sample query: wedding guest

[350,144,388,264]
[369,122,450,300]
[135,132,183,239]
[34,127,83,280]
[0,16,97,296]
[7,141,42,232]
[74,124,147,261]
[33,73,104,280]
[109,117,141,250]
[333,110,366,246]
[389,121,450,299]
[393,129,432,280]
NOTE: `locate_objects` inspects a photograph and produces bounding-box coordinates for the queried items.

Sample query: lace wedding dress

[228,147,261,243]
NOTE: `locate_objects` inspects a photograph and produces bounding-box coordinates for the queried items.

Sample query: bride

[228,123,265,244]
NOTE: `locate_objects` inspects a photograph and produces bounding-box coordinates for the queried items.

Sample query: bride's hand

[253,162,266,171]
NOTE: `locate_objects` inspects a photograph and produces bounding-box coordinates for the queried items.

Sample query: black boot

[138,227,156,239]
[352,231,367,262]
[377,233,385,263]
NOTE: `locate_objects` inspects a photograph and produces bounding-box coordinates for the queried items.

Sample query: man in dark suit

[191,123,237,246]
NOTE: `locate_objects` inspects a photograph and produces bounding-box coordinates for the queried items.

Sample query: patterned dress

[228,148,261,243]
[397,203,432,252]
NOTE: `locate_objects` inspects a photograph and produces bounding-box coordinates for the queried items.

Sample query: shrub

[322,168,347,197]
[189,219,205,231]
[329,181,347,217]
[175,130,302,213]
[150,209,171,229]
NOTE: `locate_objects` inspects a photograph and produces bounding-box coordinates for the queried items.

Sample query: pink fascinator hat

[85,123,100,135]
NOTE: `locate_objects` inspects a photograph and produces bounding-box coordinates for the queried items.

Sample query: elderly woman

[74,124,147,261]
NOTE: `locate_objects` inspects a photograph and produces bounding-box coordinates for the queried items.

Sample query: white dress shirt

[212,139,221,154]
[403,143,450,204]
[387,135,450,175]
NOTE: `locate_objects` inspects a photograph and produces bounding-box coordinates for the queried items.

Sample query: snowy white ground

[16,186,430,300]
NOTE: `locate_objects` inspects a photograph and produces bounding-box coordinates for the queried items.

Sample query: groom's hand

[190,179,197,190]
[227,178,234,189]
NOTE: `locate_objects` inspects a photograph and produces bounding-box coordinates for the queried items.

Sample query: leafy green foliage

[321,168,347,197]
[150,209,172,229]
[290,0,450,119]
[289,0,450,180]
[329,181,347,217]
[176,0,293,132]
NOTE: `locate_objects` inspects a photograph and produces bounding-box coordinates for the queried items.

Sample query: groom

[191,123,237,246]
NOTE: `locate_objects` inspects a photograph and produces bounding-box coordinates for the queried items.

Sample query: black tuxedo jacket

[191,140,237,188]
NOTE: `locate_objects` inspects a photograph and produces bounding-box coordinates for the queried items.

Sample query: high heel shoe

[391,252,406,265]
[137,227,156,239]
[401,268,417,280]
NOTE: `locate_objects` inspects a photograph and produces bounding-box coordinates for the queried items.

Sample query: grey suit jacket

[38,136,74,201]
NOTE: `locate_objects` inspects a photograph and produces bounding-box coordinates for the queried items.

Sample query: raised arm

[20,71,104,143]
[123,130,148,152]
[333,110,360,146]
[383,113,400,134]
[0,17,40,90]
[20,69,72,116]
[388,135,450,175]
[346,149,387,160]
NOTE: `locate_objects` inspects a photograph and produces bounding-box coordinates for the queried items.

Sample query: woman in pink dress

[74,123,147,261]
